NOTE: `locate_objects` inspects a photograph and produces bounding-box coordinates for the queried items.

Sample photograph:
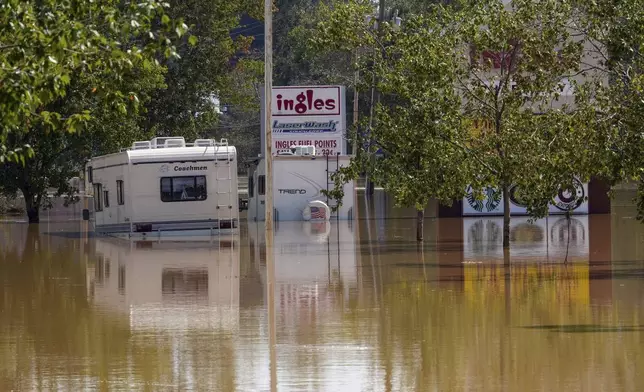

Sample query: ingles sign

[261,85,346,156]
[272,87,341,116]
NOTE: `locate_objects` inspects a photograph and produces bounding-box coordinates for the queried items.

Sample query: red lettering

[306,89,314,110]
[275,140,301,148]
[295,92,307,113]
[314,140,334,148]
[274,89,339,114]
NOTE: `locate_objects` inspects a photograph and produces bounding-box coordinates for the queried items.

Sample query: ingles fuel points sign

[261,86,346,156]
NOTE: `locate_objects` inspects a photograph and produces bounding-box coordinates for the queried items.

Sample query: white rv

[247,147,356,221]
[85,136,239,238]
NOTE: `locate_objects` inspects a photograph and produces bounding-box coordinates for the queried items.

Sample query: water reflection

[1,201,644,391]
[463,216,589,262]
[89,237,240,333]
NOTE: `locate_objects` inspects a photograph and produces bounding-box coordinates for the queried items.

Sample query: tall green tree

[453,0,599,247]
[312,2,475,241]
[0,0,188,162]
[141,0,263,140]
[211,57,264,171]
[311,0,598,245]
[0,0,265,222]
[0,65,166,223]
[0,0,188,222]
[572,0,644,220]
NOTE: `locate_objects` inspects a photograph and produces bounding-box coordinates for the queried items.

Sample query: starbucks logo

[466,186,502,212]
[553,179,585,211]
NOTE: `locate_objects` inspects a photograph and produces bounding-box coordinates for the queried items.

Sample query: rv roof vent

[132,141,152,150]
[215,138,228,146]
[194,138,214,147]
[164,138,186,148]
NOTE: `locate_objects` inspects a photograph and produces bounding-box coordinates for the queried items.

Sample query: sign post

[264,1,274,232]
[263,2,277,392]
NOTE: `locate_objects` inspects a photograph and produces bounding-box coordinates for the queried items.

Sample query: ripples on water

[1,195,644,391]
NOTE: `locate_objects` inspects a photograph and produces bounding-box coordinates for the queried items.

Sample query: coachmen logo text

[160,164,208,172]
[174,165,208,172]
[278,189,306,194]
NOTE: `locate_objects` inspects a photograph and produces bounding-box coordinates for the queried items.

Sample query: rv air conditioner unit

[150,137,186,149]
[194,139,215,147]
[132,141,152,150]
[164,138,186,148]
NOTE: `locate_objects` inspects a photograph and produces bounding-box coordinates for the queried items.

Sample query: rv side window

[87,166,93,184]
[93,183,103,211]
[116,180,124,205]
[258,175,265,195]
[104,190,110,208]
[248,174,254,197]
[160,176,207,202]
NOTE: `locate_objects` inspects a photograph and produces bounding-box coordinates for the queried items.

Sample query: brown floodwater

[1,193,644,391]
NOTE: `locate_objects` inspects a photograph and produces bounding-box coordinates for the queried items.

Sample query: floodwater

[1,193,644,391]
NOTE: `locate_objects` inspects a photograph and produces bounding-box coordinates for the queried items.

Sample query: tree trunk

[24,193,40,224]
[502,183,510,248]
[416,208,424,241]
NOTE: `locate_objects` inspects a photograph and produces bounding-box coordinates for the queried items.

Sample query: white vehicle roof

[87,137,236,165]
[126,145,236,164]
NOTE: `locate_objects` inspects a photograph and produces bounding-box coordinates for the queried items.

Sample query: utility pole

[264,2,277,392]
[264,0,273,231]
[366,0,385,195]
[353,48,359,156]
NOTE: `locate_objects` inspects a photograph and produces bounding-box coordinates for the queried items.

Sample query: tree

[310,0,598,245]
[455,0,599,248]
[211,57,265,172]
[312,3,476,241]
[0,0,188,163]
[0,0,265,222]
[140,0,263,140]
[0,65,166,223]
[571,0,644,221]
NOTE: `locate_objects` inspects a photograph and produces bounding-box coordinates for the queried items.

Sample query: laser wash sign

[261,86,346,156]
